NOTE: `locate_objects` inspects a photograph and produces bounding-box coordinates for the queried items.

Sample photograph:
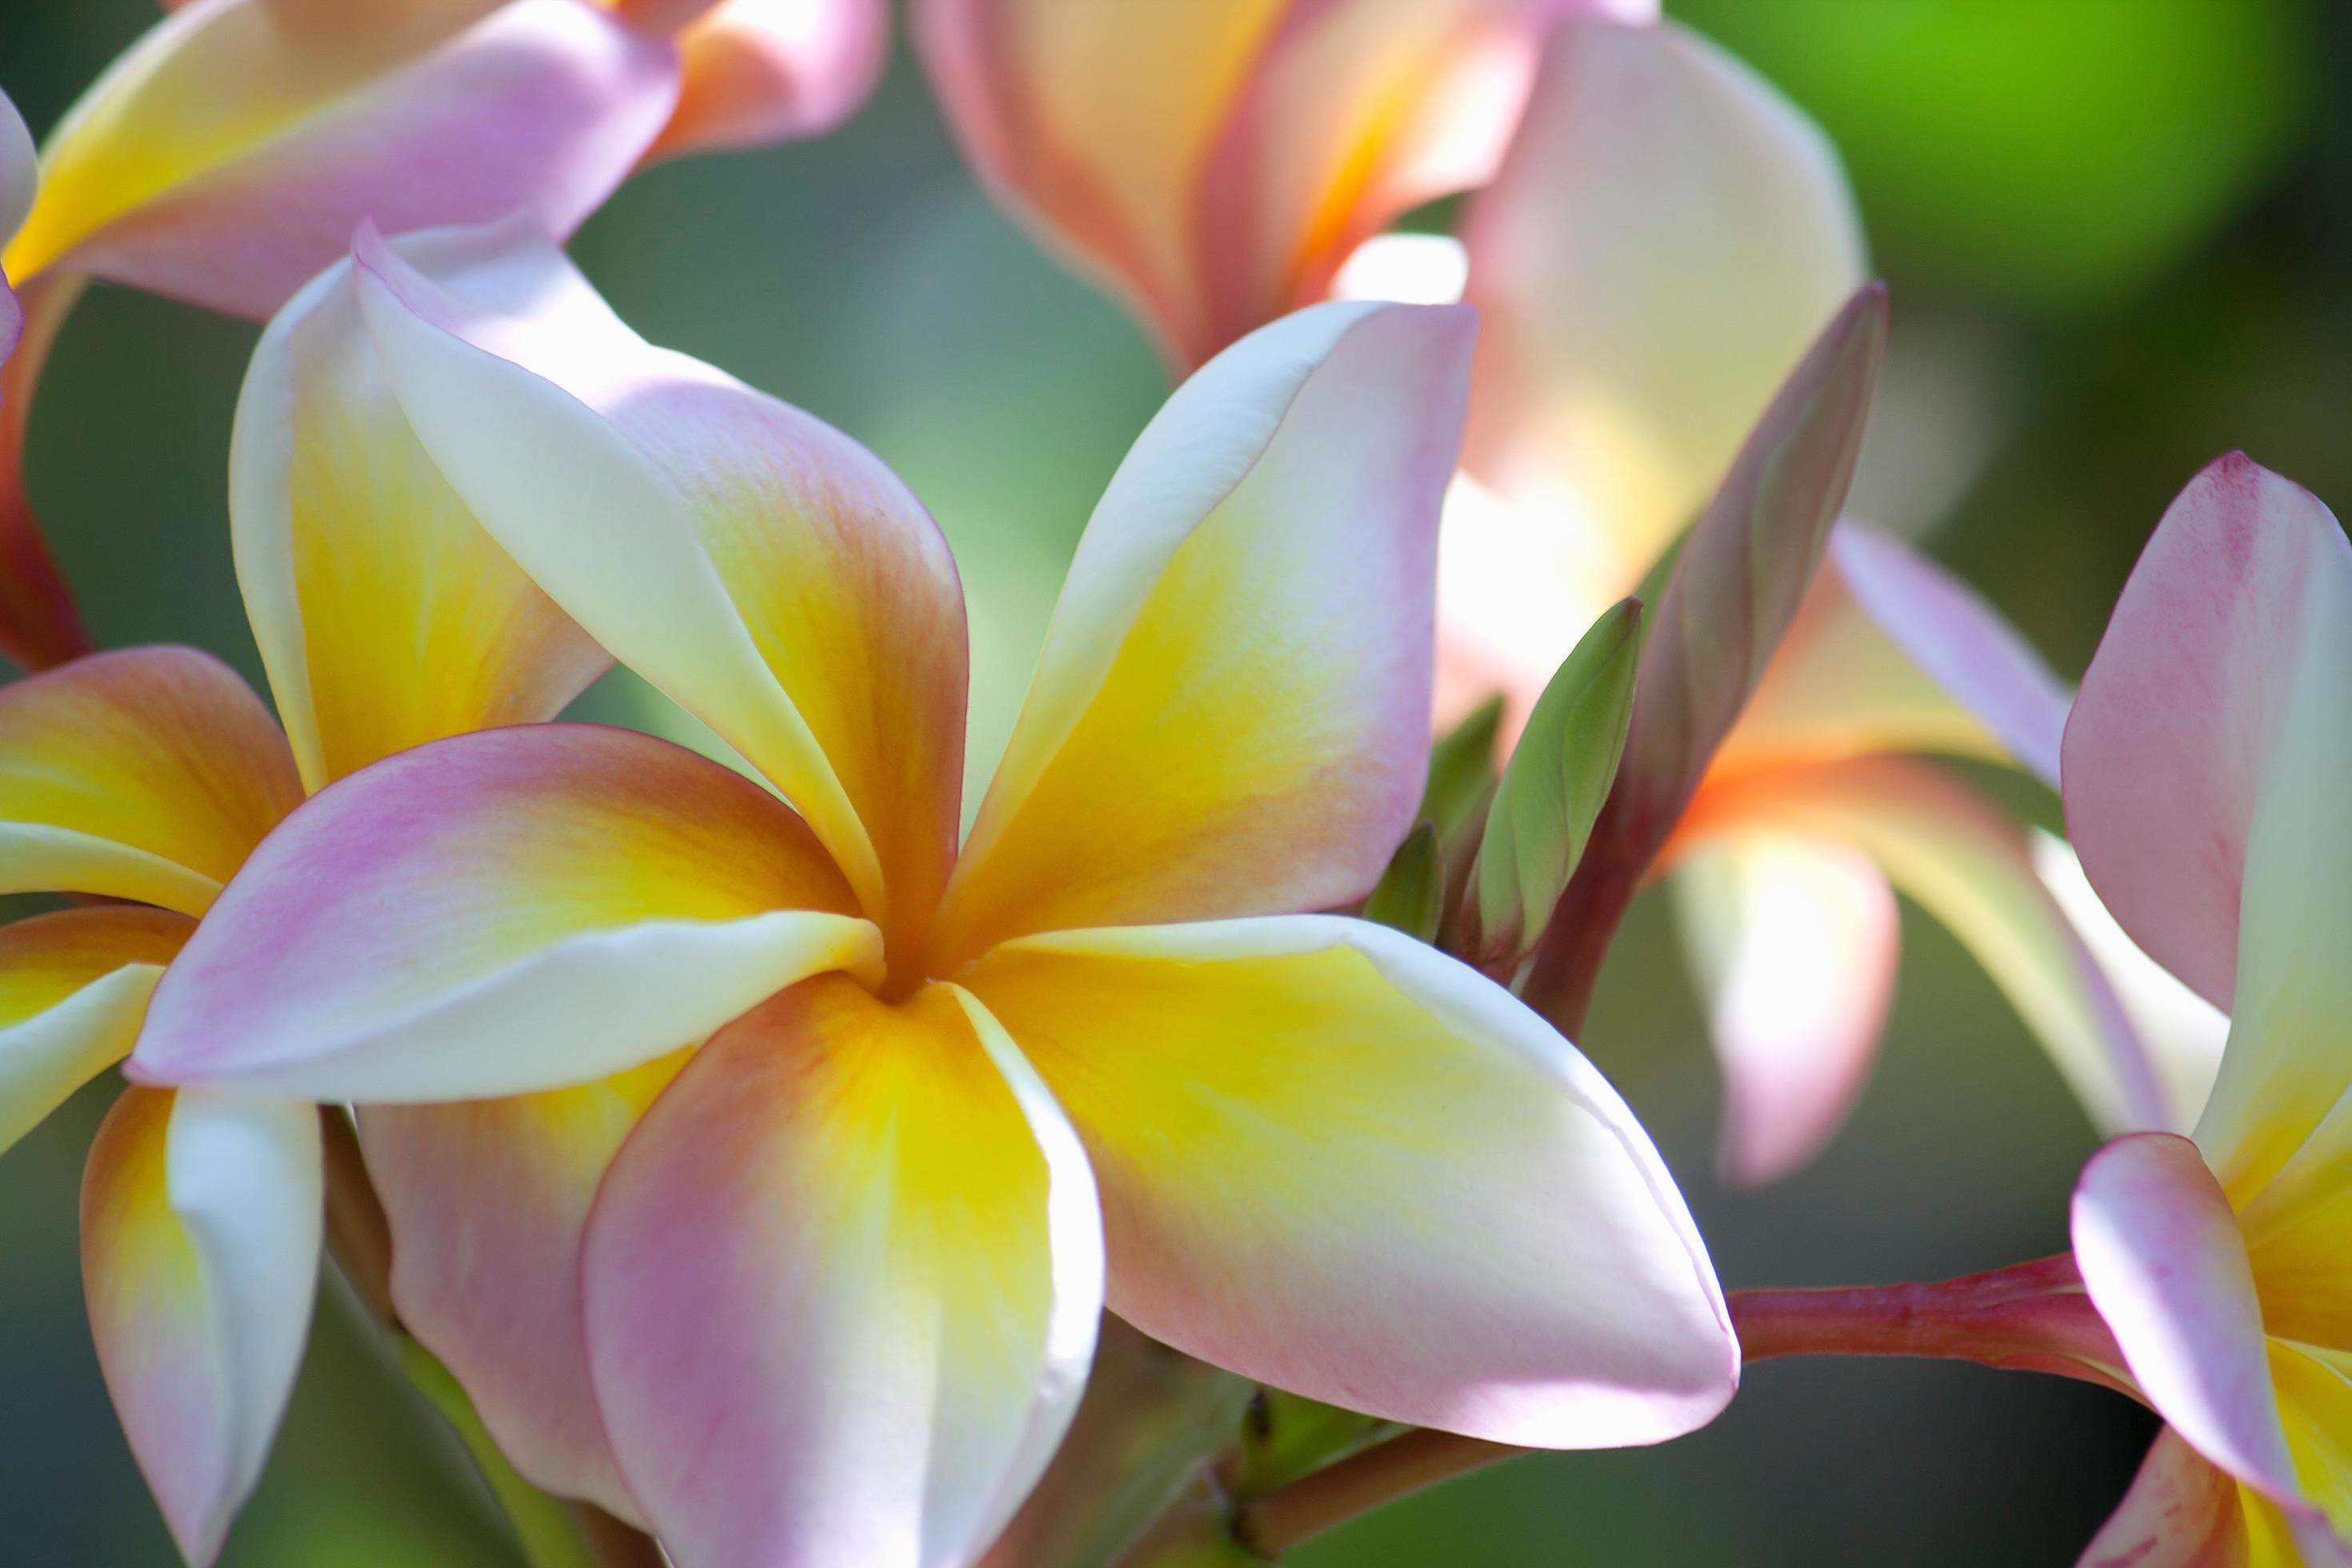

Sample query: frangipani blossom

[1662,523,2167,1186]
[2063,454,2352,1564]
[0,222,608,1562]
[132,223,1739,1568]
[915,0,1654,371]
[0,0,884,673]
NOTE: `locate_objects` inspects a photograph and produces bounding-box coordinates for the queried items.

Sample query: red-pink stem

[1235,1254,2134,1555]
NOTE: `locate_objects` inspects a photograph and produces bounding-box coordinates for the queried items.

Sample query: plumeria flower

[2060,454,2352,1563]
[0,0,886,672]
[1661,522,2170,1186]
[130,221,1741,1568]
[0,225,609,1562]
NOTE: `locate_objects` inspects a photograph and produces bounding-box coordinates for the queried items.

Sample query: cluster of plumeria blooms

[0,2,2342,1566]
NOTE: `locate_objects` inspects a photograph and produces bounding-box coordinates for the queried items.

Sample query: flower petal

[132,724,876,1102]
[1714,523,2070,786]
[2078,1427,2258,1568]
[1678,757,2170,1140]
[0,646,302,915]
[0,272,97,674]
[1458,16,1865,596]
[82,1086,322,1566]
[961,914,1737,1447]
[0,85,33,366]
[2072,1132,2301,1506]
[0,906,191,1156]
[2063,454,2351,1014]
[233,221,610,792]
[4,0,676,318]
[359,1051,690,1522]
[935,302,1471,962]
[349,219,965,938]
[581,975,1103,1568]
[1672,834,1898,1187]
[914,0,1601,367]
[646,0,890,161]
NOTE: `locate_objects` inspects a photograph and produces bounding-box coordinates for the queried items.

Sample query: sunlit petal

[648,0,890,160]
[350,220,965,935]
[0,906,190,1156]
[234,223,610,791]
[361,1052,690,1522]
[132,725,875,1102]
[4,0,676,318]
[82,1086,321,1566]
[962,915,1737,1448]
[2063,454,2350,1014]
[2073,1133,2301,1507]
[1459,17,1864,591]
[1714,524,2070,786]
[1679,757,2169,1139]
[1672,834,1898,1187]
[937,302,1470,961]
[0,646,302,915]
[582,976,1102,1568]
[914,0,1600,367]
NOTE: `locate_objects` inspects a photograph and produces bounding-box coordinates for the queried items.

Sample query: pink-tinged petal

[1458,16,1865,602]
[2063,454,2351,1013]
[132,724,876,1102]
[2034,833,2226,1138]
[1672,834,1898,1187]
[360,1052,690,1522]
[4,0,677,319]
[0,86,33,365]
[582,975,1103,1568]
[1714,522,2070,786]
[233,222,610,791]
[350,220,965,946]
[962,915,1738,1448]
[2073,1132,2301,1506]
[0,906,191,1156]
[0,646,302,915]
[934,302,1471,962]
[2078,1428,2256,1568]
[82,1086,322,1566]
[914,0,1610,369]
[0,271,96,674]
[1678,758,2170,1140]
[646,0,890,161]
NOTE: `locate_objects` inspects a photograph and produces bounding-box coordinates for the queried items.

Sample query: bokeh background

[2,0,2349,1562]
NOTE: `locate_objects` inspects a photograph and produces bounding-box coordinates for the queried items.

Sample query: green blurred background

[2,0,2348,1561]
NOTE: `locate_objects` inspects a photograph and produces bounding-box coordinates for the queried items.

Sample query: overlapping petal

[1678,757,2167,1142]
[0,272,95,674]
[0,646,302,915]
[3,0,676,318]
[1458,17,1864,595]
[915,0,1605,367]
[132,724,876,1102]
[2063,454,2350,1014]
[1712,524,2070,787]
[1671,834,1898,1187]
[348,220,965,938]
[358,1050,691,1523]
[581,975,1102,1568]
[233,222,610,791]
[2073,1134,2302,1508]
[648,0,890,160]
[0,906,191,1155]
[934,301,1471,962]
[962,915,1737,1447]
[82,1086,321,1566]
[0,86,34,367]
[2079,1428,2281,1568]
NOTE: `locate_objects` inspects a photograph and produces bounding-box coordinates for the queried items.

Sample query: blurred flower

[1663,523,2167,1186]
[0,224,607,1563]
[0,0,886,673]
[2063,454,2352,1563]
[131,221,1739,1568]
